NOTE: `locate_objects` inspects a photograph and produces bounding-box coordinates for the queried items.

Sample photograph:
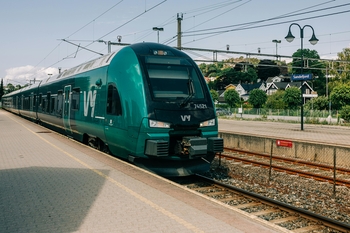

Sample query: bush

[339,105,350,122]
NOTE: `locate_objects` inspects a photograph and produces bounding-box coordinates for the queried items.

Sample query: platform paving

[0,110,285,233]
[218,118,350,146]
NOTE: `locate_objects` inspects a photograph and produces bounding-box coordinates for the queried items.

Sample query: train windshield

[145,56,205,101]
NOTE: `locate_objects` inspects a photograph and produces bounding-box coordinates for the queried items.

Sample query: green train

[2,42,223,176]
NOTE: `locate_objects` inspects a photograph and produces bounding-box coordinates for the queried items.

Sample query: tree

[330,84,350,110]
[214,67,258,90]
[339,105,350,122]
[0,79,4,100]
[313,75,327,96]
[210,89,219,103]
[304,96,329,110]
[207,81,215,90]
[213,68,240,90]
[291,49,325,95]
[6,83,15,93]
[257,60,280,82]
[248,89,267,108]
[265,90,286,109]
[245,67,258,83]
[224,88,240,108]
[291,49,321,74]
[283,87,301,110]
[329,48,350,84]
[198,63,223,77]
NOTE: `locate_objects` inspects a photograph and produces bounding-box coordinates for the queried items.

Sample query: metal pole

[285,23,318,131]
[269,140,273,181]
[333,147,336,197]
[272,40,281,60]
[300,28,304,131]
[177,13,183,49]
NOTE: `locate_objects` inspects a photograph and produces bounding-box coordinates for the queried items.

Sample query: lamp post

[285,23,318,131]
[152,27,164,43]
[272,39,281,60]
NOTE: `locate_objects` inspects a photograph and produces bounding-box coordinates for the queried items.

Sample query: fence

[219,132,350,197]
[218,107,343,124]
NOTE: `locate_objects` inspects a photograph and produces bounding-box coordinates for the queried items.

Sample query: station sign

[276,139,293,148]
[303,93,318,98]
[291,74,312,81]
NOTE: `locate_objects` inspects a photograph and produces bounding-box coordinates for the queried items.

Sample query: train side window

[71,88,80,111]
[107,83,122,116]
[51,96,56,113]
[33,95,36,108]
[57,91,63,115]
[42,95,47,112]
[39,94,42,111]
[47,92,51,113]
[24,96,30,110]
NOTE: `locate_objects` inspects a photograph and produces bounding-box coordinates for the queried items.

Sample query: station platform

[0,109,284,233]
[218,118,350,146]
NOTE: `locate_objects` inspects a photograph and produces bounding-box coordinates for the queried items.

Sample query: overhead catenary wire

[182,4,350,37]
[11,0,350,86]
[163,0,350,47]
[38,0,167,76]
[23,1,125,82]
[64,0,124,40]
[161,0,249,45]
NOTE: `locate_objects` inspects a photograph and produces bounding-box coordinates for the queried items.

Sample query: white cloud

[4,65,58,86]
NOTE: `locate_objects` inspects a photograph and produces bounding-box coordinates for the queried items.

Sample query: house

[235,83,265,101]
[218,83,265,102]
[218,84,237,103]
[265,75,291,89]
[265,81,317,103]
[266,76,283,87]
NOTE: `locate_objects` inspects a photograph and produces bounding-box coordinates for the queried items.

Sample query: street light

[272,39,281,60]
[285,23,319,131]
[152,27,164,43]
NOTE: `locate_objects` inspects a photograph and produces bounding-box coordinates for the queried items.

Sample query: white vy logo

[181,115,191,121]
[84,90,97,117]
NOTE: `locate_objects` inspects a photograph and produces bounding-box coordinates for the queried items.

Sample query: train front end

[133,43,223,176]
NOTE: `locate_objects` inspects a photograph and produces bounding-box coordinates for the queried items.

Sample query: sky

[1,0,350,86]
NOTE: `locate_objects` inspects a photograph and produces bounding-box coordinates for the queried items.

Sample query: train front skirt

[132,154,216,177]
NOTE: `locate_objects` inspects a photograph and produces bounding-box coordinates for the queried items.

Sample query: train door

[104,83,125,156]
[30,93,34,111]
[63,85,72,134]
[21,95,24,110]
[15,96,19,113]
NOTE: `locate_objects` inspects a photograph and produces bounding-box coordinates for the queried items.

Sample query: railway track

[177,174,350,233]
[220,147,350,187]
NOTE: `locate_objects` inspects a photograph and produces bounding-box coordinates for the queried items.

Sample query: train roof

[129,42,188,58]
[2,81,41,97]
[42,52,118,85]
[41,42,187,86]
[3,43,188,97]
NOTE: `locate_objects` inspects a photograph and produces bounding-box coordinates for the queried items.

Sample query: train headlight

[149,120,171,128]
[200,119,215,127]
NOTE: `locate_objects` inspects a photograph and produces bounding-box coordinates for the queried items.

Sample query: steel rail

[219,152,350,187]
[226,147,350,173]
[195,174,350,232]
